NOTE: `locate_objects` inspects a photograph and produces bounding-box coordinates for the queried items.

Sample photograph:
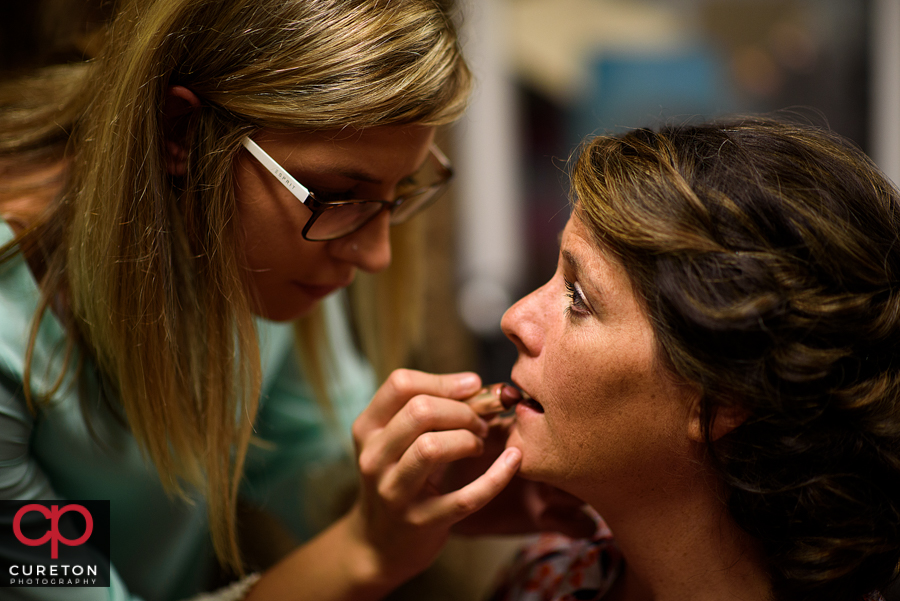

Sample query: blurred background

[1,0,897,598]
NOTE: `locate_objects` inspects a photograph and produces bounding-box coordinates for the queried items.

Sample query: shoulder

[0,218,69,396]
[0,218,37,379]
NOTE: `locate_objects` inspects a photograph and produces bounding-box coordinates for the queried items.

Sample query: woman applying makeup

[0,1,523,599]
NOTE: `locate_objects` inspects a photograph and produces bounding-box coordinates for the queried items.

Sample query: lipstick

[464,382,522,417]
[499,383,523,409]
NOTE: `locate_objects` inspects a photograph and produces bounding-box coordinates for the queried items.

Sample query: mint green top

[0,221,376,601]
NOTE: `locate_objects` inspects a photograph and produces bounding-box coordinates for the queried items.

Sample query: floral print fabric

[489,512,622,601]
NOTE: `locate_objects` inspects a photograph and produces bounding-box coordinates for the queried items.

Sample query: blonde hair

[0,0,470,573]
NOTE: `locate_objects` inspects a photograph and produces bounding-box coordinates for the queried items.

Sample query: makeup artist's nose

[328,210,392,273]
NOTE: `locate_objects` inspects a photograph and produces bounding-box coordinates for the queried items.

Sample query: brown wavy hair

[571,116,900,601]
[0,0,470,573]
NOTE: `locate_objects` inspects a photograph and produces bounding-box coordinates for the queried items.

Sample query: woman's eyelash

[564,277,589,316]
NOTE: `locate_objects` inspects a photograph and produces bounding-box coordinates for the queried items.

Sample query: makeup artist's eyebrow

[278,153,383,184]
[287,165,382,184]
[333,168,381,184]
[297,161,423,186]
[289,152,429,186]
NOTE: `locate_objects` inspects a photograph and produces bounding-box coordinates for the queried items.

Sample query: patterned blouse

[489,515,622,601]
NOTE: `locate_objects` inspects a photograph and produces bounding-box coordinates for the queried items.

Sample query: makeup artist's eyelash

[564,277,589,317]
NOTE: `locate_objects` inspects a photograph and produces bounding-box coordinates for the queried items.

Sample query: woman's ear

[162,86,201,176]
[687,395,747,442]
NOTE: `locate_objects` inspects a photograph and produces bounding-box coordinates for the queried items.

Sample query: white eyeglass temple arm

[241,136,311,204]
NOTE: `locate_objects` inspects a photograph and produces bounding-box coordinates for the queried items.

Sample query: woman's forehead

[249,124,436,179]
[562,219,626,291]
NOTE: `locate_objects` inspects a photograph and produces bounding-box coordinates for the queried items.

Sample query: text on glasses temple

[240,136,311,204]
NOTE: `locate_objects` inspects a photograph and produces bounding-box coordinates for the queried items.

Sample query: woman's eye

[564,277,589,317]
[395,175,419,196]
[309,187,355,203]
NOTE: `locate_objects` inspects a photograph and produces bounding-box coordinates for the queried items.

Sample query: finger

[354,369,482,439]
[382,429,486,506]
[359,395,488,476]
[414,447,522,526]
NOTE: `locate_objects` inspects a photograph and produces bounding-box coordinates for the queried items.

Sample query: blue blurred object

[567,46,736,147]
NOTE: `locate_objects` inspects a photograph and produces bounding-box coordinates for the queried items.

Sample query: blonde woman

[0,0,524,599]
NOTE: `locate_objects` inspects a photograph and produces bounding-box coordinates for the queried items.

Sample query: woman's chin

[505,428,544,480]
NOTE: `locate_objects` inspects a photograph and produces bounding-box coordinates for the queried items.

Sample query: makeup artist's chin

[252,283,341,322]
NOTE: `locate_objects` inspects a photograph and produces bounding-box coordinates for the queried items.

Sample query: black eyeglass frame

[240,136,454,241]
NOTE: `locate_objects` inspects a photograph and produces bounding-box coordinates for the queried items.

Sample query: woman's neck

[588,465,772,601]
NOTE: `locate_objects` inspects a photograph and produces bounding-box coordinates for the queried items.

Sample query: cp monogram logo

[12,504,94,559]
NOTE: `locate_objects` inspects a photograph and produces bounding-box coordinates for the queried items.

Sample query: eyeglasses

[241,136,453,241]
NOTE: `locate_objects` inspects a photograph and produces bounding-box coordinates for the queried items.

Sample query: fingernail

[478,418,490,438]
[499,383,523,409]
[504,447,522,467]
[456,373,481,392]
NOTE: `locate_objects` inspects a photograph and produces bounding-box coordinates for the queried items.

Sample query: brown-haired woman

[497,117,900,601]
[0,1,524,599]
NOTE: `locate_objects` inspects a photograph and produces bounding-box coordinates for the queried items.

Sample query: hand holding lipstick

[344,369,523,589]
[452,383,597,540]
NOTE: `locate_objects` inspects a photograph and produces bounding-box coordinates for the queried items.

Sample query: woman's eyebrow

[279,153,383,184]
[561,249,582,276]
[333,168,381,184]
[288,164,382,184]
[308,160,422,185]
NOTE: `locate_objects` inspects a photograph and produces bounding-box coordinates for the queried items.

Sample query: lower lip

[516,400,544,418]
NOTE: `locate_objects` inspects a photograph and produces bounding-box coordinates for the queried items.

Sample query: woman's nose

[501,286,545,358]
[328,210,392,273]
